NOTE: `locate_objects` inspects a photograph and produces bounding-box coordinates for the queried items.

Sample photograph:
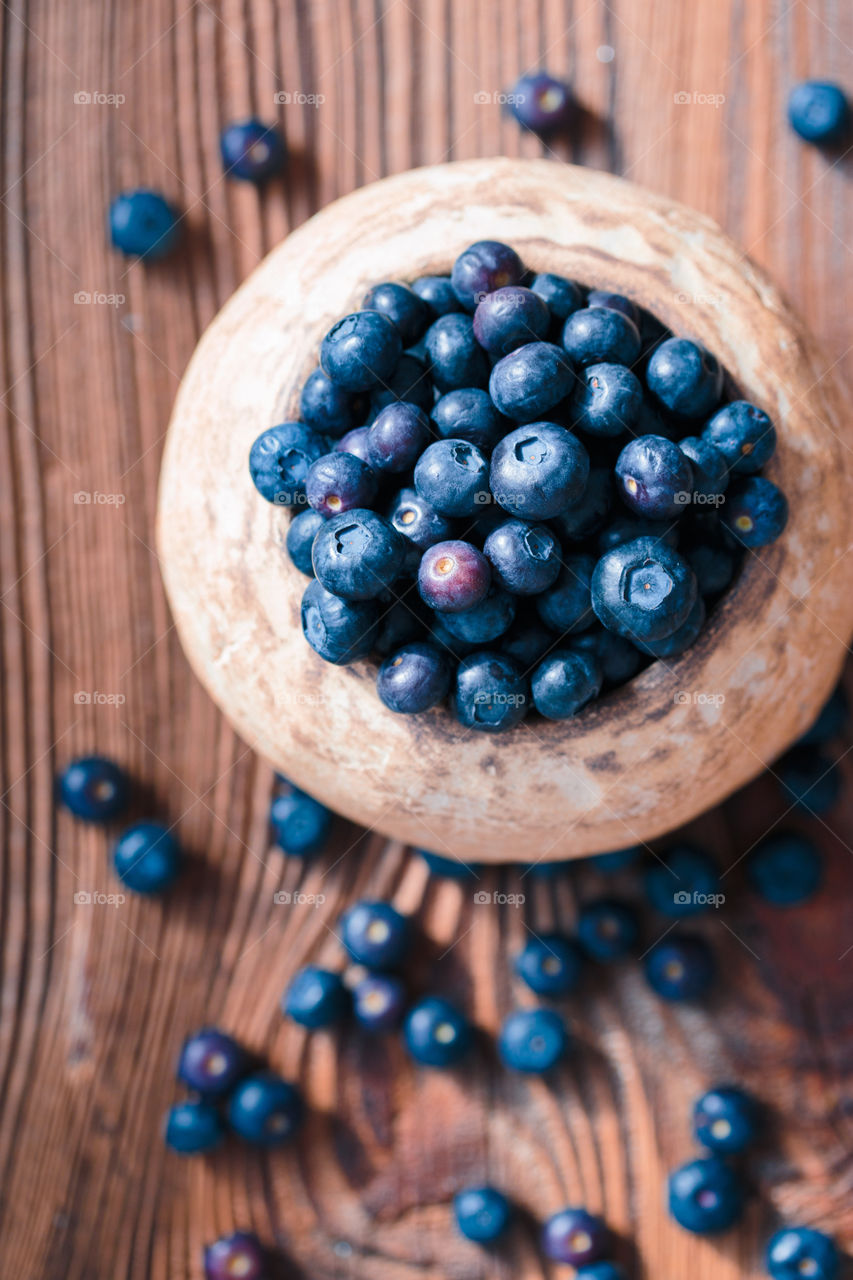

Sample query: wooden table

[1,2,851,1276]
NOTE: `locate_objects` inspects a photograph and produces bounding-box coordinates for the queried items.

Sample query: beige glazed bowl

[157,158,853,863]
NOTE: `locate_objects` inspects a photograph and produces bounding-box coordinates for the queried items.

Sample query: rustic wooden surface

[0,2,851,1278]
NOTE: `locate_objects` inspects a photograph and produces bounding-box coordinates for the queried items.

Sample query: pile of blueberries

[250,239,789,732]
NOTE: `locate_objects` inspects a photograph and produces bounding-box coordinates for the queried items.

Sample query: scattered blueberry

[746,830,822,906]
[498,1007,570,1073]
[615,434,694,519]
[646,338,723,420]
[667,1156,745,1233]
[58,755,130,822]
[563,307,641,368]
[645,934,715,1001]
[340,900,410,969]
[414,438,490,516]
[204,1232,268,1280]
[577,898,639,960]
[722,476,788,548]
[418,540,491,612]
[113,821,181,894]
[541,1207,609,1266]
[165,1100,224,1155]
[249,422,327,506]
[177,1028,250,1096]
[321,310,402,392]
[591,537,698,644]
[453,1185,512,1243]
[490,422,589,518]
[109,189,181,259]
[455,651,529,732]
[451,240,525,312]
[702,400,776,475]
[220,117,286,181]
[693,1085,760,1154]
[644,843,721,918]
[403,995,473,1067]
[776,746,841,816]
[228,1071,304,1146]
[377,641,452,713]
[798,681,848,747]
[283,967,349,1028]
[301,579,380,664]
[507,71,574,134]
[418,849,483,880]
[353,973,408,1032]
[489,343,575,422]
[766,1226,840,1280]
[575,1265,627,1280]
[788,81,850,146]
[590,846,642,873]
[270,788,332,855]
[514,934,584,995]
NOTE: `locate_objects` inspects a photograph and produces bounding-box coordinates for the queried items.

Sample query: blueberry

[788,80,850,146]
[411,274,464,317]
[377,641,452,713]
[532,649,602,719]
[375,599,426,657]
[536,555,596,633]
[414,438,490,517]
[702,400,776,475]
[164,1100,224,1154]
[746,830,822,905]
[575,1265,627,1280]
[693,1085,759,1154]
[311,508,403,601]
[440,587,516,644]
[644,843,720,917]
[220,117,286,181]
[498,1008,570,1073]
[362,281,432,346]
[686,544,735,597]
[286,509,325,576]
[644,933,715,1000]
[586,290,640,326]
[506,71,574,133]
[249,422,327,506]
[335,425,371,462]
[722,477,788,548]
[451,240,526,311]
[776,746,841,816]
[301,579,380,664]
[431,388,508,452]
[369,351,433,414]
[597,516,679,555]
[766,1226,840,1280]
[109,189,181,259]
[306,452,378,517]
[489,343,575,422]
[646,338,723,420]
[270,788,332,855]
[591,537,698,644]
[418,849,483,880]
[571,628,645,687]
[572,362,644,437]
[577,899,639,960]
[553,467,614,542]
[321,311,402,392]
[113,821,181,894]
[453,1186,512,1243]
[679,436,730,499]
[667,1156,745,1233]
[228,1071,304,1145]
[177,1028,250,1096]
[283,966,349,1028]
[636,595,705,658]
[418,540,491,612]
[455,651,529,733]
[204,1232,268,1280]
[299,368,359,438]
[563,307,641,368]
[388,487,457,550]
[58,755,130,822]
[514,934,584,995]
[353,973,408,1032]
[501,619,554,668]
[473,286,550,358]
[403,996,472,1067]
[541,1208,609,1266]
[484,519,561,595]
[799,682,848,747]
[589,846,642,873]
[340,900,410,969]
[615,434,694,519]
[490,422,589,518]
[531,272,584,330]
[424,314,490,392]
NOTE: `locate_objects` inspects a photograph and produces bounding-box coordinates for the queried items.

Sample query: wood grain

[0,2,851,1278]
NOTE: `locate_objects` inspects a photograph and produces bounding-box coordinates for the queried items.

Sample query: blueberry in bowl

[489,422,589,519]
[311,508,405,600]
[591,536,698,644]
